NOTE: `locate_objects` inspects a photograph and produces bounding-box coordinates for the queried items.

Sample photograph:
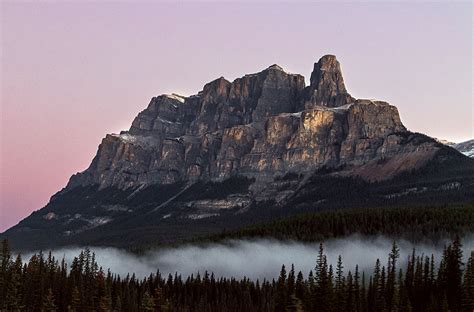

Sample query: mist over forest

[23,235,474,281]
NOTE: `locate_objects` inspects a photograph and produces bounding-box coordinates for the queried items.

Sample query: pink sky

[1,2,472,232]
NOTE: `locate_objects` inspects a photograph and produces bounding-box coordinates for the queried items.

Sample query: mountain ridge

[3,55,474,251]
[453,139,474,158]
[64,55,421,191]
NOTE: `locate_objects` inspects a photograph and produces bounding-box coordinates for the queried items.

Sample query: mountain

[435,138,455,146]
[3,55,474,251]
[437,138,474,158]
[453,139,474,158]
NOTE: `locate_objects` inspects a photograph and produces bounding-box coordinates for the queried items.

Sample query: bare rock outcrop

[66,55,440,191]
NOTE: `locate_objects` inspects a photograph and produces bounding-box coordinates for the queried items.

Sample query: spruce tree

[275,264,287,312]
[386,242,399,311]
[42,288,57,312]
[140,291,155,312]
[288,264,296,298]
[354,266,361,312]
[295,271,305,301]
[0,239,11,309]
[396,269,412,312]
[335,255,346,312]
[5,253,22,311]
[70,286,81,312]
[461,252,474,311]
[442,237,464,311]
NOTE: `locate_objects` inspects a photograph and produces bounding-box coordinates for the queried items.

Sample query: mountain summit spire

[305,55,354,108]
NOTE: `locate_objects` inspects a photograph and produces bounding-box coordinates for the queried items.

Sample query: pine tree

[275,264,287,312]
[153,287,163,312]
[5,253,22,311]
[99,294,112,312]
[295,271,305,302]
[327,263,335,312]
[314,243,333,312]
[335,255,346,312]
[360,272,367,312]
[42,288,57,312]
[354,266,361,312]
[396,269,412,312]
[461,252,474,311]
[441,237,464,311]
[70,286,81,312]
[286,293,305,312]
[140,291,155,311]
[0,239,11,310]
[288,264,296,298]
[386,241,399,311]
[345,271,355,312]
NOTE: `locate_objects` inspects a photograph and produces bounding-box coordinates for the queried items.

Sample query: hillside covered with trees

[177,203,474,249]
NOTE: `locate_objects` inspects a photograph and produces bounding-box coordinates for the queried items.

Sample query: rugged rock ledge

[66,55,442,191]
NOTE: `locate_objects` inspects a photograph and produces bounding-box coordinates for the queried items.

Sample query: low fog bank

[23,235,474,281]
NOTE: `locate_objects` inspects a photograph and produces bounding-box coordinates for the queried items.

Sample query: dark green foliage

[462,251,474,311]
[210,203,474,243]
[1,238,471,311]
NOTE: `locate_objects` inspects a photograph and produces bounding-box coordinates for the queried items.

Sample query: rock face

[67,55,442,191]
[305,55,354,108]
[5,55,474,251]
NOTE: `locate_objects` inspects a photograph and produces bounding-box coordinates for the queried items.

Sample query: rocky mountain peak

[6,54,474,251]
[310,55,343,81]
[64,55,451,192]
[266,64,285,72]
[305,55,354,108]
[200,77,231,104]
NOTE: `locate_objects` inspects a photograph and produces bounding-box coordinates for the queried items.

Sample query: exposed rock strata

[67,55,440,191]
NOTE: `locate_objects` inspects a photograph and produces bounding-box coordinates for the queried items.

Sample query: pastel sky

[1,1,472,232]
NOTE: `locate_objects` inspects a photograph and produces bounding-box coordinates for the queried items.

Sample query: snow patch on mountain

[454,140,474,158]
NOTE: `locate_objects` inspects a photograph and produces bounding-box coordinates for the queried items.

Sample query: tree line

[210,204,474,244]
[1,238,473,312]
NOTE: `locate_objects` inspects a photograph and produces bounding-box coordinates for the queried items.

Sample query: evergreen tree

[153,287,163,312]
[442,237,464,311]
[42,288,57,312]
[345,271,355,312]
[386,241,399,311]
[396,269,412,312]
[335,255,346,312]
[140,291,155,311]
[0,239,11,309]
[461,252,474,312]
[70,286,81,312]
[5,253,22,311]
[295,271,305,302]
[0,237,471,312]
[275,264,288,312]
[360,272,367,312]
[314,243,332,312]
[99,294,112,312]
[369,258,387,312]
[288,264,296,298]
[354,265,361,312]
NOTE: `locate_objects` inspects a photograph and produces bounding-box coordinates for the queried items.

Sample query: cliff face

[66,55,439,191]
[4,55,474,251]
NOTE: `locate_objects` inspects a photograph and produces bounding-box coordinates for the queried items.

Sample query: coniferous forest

[208,204,474,244]
[1,238,474,312]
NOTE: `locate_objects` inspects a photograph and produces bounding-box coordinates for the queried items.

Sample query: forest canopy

[1,238,473,311]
